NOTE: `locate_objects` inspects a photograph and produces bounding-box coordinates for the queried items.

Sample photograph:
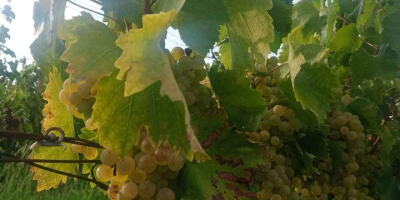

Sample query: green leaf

[297,130,329,159]
[219,41,233,69]
[91,70,206,161]
[28,68,76,191]
[295,43,327,61]
[356,0,386,32]
[113,12,206,161]
[350,47,399,85]
[174,0,230,54]
[152,0,185,13]
[346,97,380,132]
[382,11,400,56]
[328,140,345,167]
[328,24,363,54]
[293,63,340,123]
[292,0,326,39]
[224,0,274,73]
[269,0,292,37]
[208,66,267,131]
[364,79,384,104]
[279,77,319,127]
[379,125,395,159]
[101,0,144,27]
[60,20,122,82]
[78,128,98,143]
[58,12,94,41]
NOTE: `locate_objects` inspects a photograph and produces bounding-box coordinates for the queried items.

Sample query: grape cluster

[332,87,354,105]
[167,47,214,115]
[255,57,283,101]
[251,105,301,200]
[95,133,185,200]
[59,77,99,124]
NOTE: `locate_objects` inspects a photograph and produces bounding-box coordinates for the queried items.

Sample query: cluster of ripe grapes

[167,47,214,115]
[251,104,379,200]
[71,131,185,200]
[255,57,283,101]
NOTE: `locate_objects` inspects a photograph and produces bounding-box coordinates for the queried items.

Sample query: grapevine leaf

[223,0,274,73]
[192,109,227,143]
[113,12,206,161]
[328,23,363,54]
[270,33,283,53]
[268,0,292,37]
[91,70,205,161]
[380,176,400,200]
[364,79,384,104]
[293,63,340,123]
[219,41,233,69]
[58,12,94,41]
[356,0,386,32]
[174,0,230,54]
[60,20,122,82]
[379,126,395,160]
[152,0,185,13]
[78,128,98,143]
[328,140,345,167]
[28,68,76,191]
[208,66,267,131]
[279,77,318,127]
[346,97,380,133]
[297,131,329,159]
[295,43,326,61]
[382,11,400,56]
[101,0,144,27]
[350,47,399,85]
[292,0,326,39]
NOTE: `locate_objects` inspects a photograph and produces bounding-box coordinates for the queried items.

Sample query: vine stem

[336,14,349,27]
[358,37,380,54]
[0,153,108,191]
[0,129,103,148]
[66,0,124,28]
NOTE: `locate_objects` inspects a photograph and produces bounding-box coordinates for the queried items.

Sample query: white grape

[156,188,175,200]
[96,164,113,182]
[168,155,185,171]
[273,105,285,117]
[59,89,70,104]
[122,181,139,199]
[138,180,156,198]
[130,169,147,183]
[100,149,119,166]
[84,147,98,160]
[116,156,135,175]
[69,92,82,105]
[141,137,155,155]
[78,82,92,99]
[138,154,157,173]
[71,144,86,153]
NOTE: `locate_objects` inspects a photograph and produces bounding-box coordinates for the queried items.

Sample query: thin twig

[0,153,108,190]
[66,0,124,28]
[0,130,103,148]
[358,37,380,54]
[336,14,349,27]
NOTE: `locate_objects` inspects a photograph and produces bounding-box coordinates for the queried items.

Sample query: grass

[0,145,108,200]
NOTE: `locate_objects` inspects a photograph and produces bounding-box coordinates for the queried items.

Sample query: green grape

[347,131,358,141]
[333,88,343,97]
[311,185,321,195]
[183,70,196,81]
[63,78,80,93]
[270,136,280,146]
[96,164,113,182]
[267,170,278,181]
[100,148,119,166]
[129,169,147,184]
[189,87,201,97]
[155,179,168,190]
[76,100,90,113]
[192,56,206,69]
[283,109,295,120]
[340,126,349,135]
[71,144,86,153]
[59,89,70,105]
[278,121,290,133]
[301,188,310,196]
[336,115,347,126]
[138,180,156,198]
[268,57,279,66]
[171,47,185,61]
[171,64,183,77]
[262,86,272,96]
[270,194,282,200]
[156,188,175,200]
[291,177,302,188]
[198,85,210,96]
[112,172,128,182]
[250,132,261,142]
[177,76,191,90]
[184,92,196,106]
[188,106,201,115]
[269,115,281,126]
[141,137,155,155]
[177,82,186,93]
[168,154,185,171]
[271,70,281,79]
[85,118,97,130]
[138,154,157,173]
[78,82,92,99]
[273,105,286,117]
[288,118,301,130]
[69,92,83,105]
[279,185,290,196]
[195,96,211,110]
[343,177,353,187]
[84,147,98,160]
[152,147,173,166]
[262,180,274,191]
[274,154,285,165]
[260,130,270,141]
[122,181,139,199]
[287,191,300,200]
[116,156,135,175]
[194,68,207,82]
[259,119,271,130]
[108,183,120,200]
[261,189,273,199]
[178,56,193,71]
